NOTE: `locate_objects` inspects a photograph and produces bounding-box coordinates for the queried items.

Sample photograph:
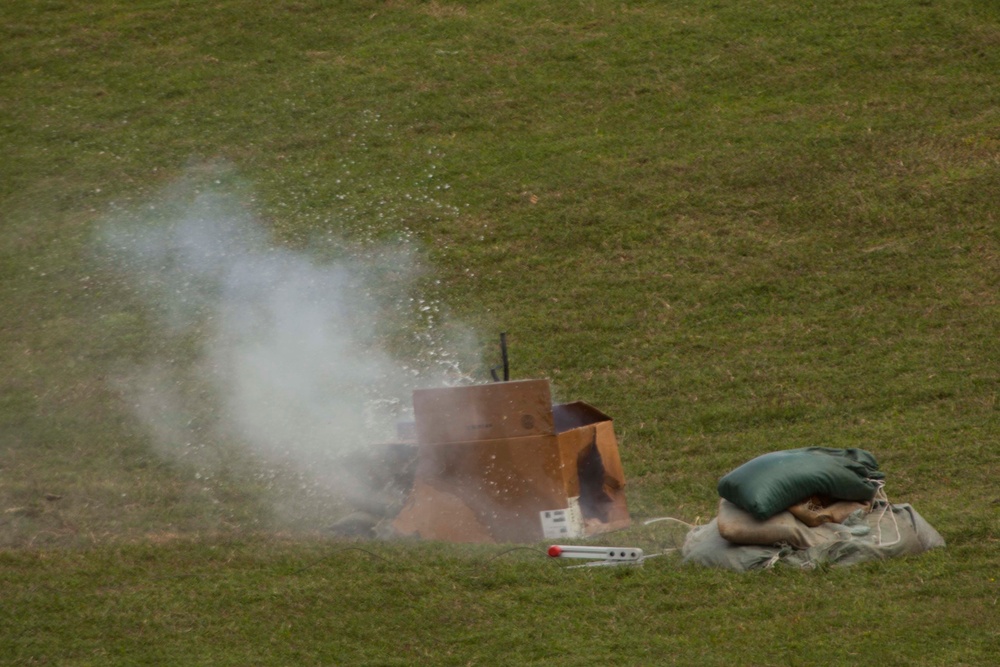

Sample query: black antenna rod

[500,332,509,381]
[490,332,510,382]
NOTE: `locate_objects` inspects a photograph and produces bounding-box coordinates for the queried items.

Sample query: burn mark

[577,432,612,522]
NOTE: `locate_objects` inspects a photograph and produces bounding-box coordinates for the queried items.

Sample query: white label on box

[540,497,584,539]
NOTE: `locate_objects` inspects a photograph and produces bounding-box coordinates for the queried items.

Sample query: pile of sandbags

[682,447,945,570]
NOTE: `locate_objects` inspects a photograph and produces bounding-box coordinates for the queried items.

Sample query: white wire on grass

[642,516,696,529]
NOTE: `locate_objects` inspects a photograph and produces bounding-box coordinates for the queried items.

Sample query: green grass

[2,0,999,664]
[2,540,997,665]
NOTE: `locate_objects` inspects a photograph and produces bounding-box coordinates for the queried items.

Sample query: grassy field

[2,0,999,664]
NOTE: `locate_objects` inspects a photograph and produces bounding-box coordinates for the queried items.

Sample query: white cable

[762,551,783,569]
[868,479,901,547]
[643,516,696,529]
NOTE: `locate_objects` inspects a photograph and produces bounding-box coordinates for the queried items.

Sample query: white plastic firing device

[547,545,644,563]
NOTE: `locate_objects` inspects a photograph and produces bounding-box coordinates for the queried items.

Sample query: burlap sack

[716,499,859,549]
[787,497,871,527]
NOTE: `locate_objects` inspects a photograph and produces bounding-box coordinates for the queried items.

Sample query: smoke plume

[98,164,477,529]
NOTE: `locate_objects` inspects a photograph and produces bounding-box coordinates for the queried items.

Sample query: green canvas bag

[717,447,884,521]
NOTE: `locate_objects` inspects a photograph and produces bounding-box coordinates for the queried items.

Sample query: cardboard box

[392,379,630,543]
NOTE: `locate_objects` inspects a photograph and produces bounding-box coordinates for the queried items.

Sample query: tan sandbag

[716,499,846,549]
[787,497,871,527]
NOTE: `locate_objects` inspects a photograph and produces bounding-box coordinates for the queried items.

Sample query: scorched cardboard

[392,379,630,543]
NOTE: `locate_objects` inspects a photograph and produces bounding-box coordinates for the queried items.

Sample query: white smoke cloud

[98,163,478,528]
